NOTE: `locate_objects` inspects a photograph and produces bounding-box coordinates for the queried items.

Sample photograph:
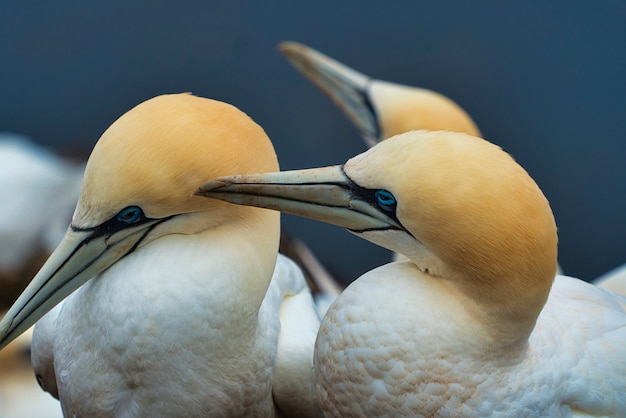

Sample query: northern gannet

[198,130,626,417]
[279,41,480,147]
[0,94,321,417]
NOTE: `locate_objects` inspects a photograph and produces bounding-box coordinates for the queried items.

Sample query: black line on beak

[1,216,173,346]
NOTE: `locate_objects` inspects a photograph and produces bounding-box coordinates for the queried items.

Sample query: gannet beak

[197,165,403,233]
[0,219,164,349]
[279,42,380,147]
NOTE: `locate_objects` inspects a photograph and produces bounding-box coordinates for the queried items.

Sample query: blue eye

[374,189,396,210]
[116,206,143,224]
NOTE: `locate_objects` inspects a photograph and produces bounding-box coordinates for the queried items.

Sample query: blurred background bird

[0,134,82,308]
[278,41,481,145]
[595,264,626,296]
[0,322,63,418]
[1,2,625,416]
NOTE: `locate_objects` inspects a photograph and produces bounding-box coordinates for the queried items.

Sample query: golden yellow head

[74,93,278,227]
[345,131,558,311]
[370,81,481,139]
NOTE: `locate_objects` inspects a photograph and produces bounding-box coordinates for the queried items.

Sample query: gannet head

[199,130,558,342]
[0,93,278,349]
[76,93,277,222]
[279,41,481,146]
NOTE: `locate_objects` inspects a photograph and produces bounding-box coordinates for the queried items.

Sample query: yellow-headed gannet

[0,94,321,417]
[279,41,480,147]
[198,130,626,417]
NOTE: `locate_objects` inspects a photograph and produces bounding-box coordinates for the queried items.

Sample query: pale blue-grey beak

[280,41,381,147]
[196,165,403,233]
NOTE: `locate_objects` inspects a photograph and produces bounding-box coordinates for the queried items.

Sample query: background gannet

[595,263,626,297]
[279,232,343,317]
[0,134,82,308]
[279,41,481,147]
[0,319,62,418]
[0,94,321,417]
[198,130,626,417]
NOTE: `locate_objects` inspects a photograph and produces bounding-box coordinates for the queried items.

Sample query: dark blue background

[1,1,624,284]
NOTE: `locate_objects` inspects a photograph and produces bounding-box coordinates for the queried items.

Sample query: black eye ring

[374,189,397,211]
[116,206,143,224]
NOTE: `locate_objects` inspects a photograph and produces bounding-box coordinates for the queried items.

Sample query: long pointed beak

[279,41,381,146]
[196,165,402,233]
[0,219,162,349]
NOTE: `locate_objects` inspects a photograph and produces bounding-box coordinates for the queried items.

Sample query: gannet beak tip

[277,41,301,56]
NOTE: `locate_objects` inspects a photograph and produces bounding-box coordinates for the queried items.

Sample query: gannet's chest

[315,262,626,417]
[50,239,277,417]
[313,263,570,417]
[314,265,483,416]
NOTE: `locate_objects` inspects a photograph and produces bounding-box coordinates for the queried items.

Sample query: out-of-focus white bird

[595,264,626,298]
[0,94,321,417]
[0,134,83,290]
[279,232,343,317]
[0,321,63,418]
[199,130,626,417]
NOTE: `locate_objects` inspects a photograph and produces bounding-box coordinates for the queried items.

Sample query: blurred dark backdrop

[1,1,624,285]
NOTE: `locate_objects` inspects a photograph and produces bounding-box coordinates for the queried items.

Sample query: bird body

[199,130,626,417]
[316,264,625,417]
[0,94,320,417]
[268,253,324,417]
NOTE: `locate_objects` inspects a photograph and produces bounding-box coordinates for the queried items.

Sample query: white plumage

[314,267,625,416]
